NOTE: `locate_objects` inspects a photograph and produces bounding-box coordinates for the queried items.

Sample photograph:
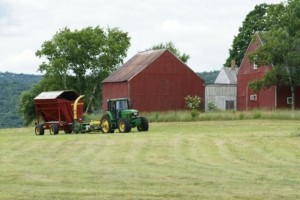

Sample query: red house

[237,32,300,110]
[102,49,205,111]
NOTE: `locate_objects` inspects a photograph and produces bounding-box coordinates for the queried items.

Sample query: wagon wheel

[101,115,113,133]
[137,117,149,132]
[118,119,131,133]
[35,124,44,135]
[50,124,59,135]
[64,125,73,134]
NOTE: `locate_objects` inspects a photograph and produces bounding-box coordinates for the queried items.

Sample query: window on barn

[287,97,292,104]
[225,100,235,110]
[250,94,257,101]
[253,62,258,70]
[253,56,258,70]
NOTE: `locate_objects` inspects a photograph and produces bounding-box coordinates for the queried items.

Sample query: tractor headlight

[132,112,138,118]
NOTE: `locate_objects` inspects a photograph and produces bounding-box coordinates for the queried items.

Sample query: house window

[253,62,258,70]
[225,100,235,110]
[250,94,257,101]
[253,56,258,70]
[287,97,293,104]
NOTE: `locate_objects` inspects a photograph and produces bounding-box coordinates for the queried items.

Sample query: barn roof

[214,67,239,84]
[225,67,239,84]
[102,49,166,83]
[238,32,265,70]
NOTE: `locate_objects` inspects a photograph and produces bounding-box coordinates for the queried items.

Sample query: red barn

[102,49,205,111]
[237,32,300,110]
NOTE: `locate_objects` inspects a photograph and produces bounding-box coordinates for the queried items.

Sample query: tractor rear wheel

[35,124,44,135]
[118,119,131,133]
[101,115,113,133]
[50,124,59,135]
[137,117,149,132]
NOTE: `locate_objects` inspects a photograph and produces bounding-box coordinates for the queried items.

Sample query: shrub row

[86,109,300,123]
[144,109,300,122]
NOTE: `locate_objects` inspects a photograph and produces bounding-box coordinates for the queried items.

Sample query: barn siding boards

[102,82,129,110]
[205,84,237,111]
[276,86,300,109]
[102,49,205,112]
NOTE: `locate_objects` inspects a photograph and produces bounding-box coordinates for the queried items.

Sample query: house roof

[102,49,166,83]
[238,32,265,70]
[214,67,239,84]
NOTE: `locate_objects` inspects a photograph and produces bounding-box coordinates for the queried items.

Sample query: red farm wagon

[34,90,89,135]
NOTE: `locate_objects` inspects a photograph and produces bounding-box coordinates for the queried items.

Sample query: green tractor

[100,98,149,133]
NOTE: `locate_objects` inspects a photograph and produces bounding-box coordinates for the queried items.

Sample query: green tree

[18,75,62,126]
[224,3,282,68]
[35,26,130,113]
[197,70,220,84]
[146,41,190,63]
[249,0,300,110]
[18,90,36,126]
[19,26,130,125]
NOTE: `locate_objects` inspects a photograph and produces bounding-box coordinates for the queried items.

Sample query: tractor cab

[108,98,130,119]
[101,98,149,133]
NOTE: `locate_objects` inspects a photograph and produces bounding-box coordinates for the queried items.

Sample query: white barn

[205,66,238,111]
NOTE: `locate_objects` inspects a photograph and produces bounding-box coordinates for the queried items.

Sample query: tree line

[0,70,218,128]
[0,72,41,128]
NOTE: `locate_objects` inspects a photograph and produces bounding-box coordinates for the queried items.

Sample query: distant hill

[0,70,219,128]
[197,70,220,84]
[0,72,41,128]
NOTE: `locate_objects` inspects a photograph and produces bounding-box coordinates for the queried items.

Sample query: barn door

[225,100,235,110]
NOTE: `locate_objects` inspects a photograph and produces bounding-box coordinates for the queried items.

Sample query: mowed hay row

[0,120,300,200]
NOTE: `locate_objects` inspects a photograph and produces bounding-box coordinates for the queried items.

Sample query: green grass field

[0,120,300,199]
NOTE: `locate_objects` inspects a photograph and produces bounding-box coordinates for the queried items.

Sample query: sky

[0,0,283,75]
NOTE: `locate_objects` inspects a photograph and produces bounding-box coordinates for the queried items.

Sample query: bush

[185,95,201,119]
[185,95,201,111]
[191,110,200,120]
[207,102,218,111]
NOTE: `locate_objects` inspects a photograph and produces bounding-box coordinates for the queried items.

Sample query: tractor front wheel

[35,124,44,135]
[118,119,131,133]
[50,124,59,135]
[137,117,149,132]
[101,115,113,133]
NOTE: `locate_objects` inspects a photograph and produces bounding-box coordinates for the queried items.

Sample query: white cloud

[13,48,38,64]
[0,0,284,74]
[1,48,41,74]
[10,49,41,74]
